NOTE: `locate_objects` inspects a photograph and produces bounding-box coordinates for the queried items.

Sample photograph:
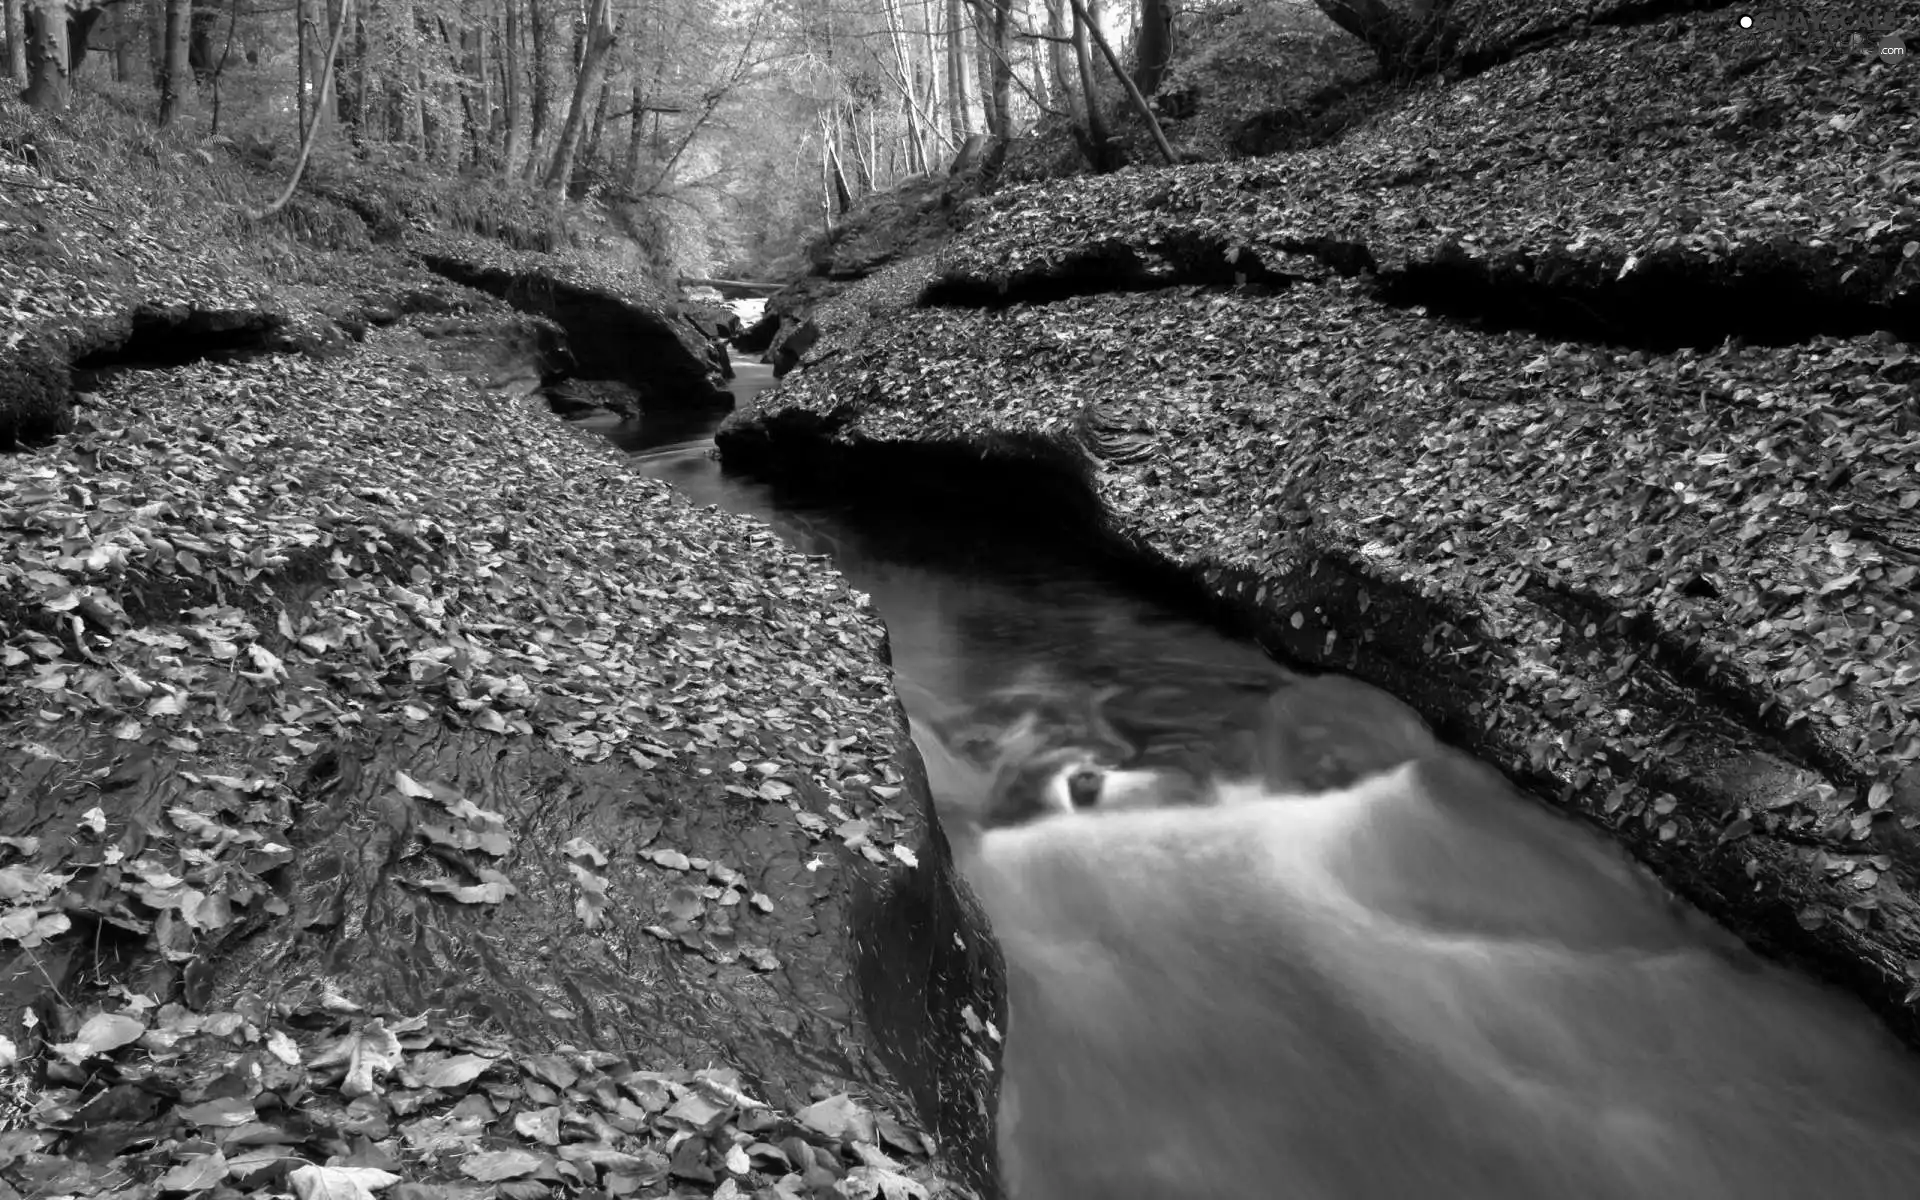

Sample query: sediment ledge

[414,235,733,406]
[928,11,1915,347]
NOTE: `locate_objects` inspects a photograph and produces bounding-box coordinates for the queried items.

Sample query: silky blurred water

[605,354,1920,1197]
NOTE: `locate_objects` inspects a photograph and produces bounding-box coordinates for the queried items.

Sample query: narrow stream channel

[581,355,1920,1193]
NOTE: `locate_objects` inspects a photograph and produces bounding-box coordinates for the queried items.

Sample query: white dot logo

[1738,14,1755,29]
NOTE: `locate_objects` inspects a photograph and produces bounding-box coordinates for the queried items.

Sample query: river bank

[0,100,980,1198]
[721,2,1920,1039]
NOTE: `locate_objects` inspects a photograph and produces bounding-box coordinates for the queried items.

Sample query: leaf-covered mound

[411,230,734,407]
[3,989,950,1199]
[0,317,979,1195]
[0,102,987,1193]
[0,98,577,450]
[941,7,1915,329]
[720,0,1920,1039]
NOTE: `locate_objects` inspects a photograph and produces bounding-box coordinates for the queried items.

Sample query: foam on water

[966,746,1920,1199]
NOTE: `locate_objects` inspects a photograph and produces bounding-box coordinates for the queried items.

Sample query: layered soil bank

[720,4,1920,1050]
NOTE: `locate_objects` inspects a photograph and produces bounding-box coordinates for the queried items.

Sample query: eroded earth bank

[2,0,1917,1198]
[720,0,1920,1128]
[0,109,983,1200]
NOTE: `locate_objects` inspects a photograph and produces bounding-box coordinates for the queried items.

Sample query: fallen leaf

[266,1029,302,1066]
[459,1148,545,1182]
[416,1054,494,1089]
[311,1020,403,1098]
[797,1093,875,1143]
[664,1091,733,1133]
[513,1106,562,1146]
[835,1164,930,1199]
[289,1162,402,1200]
[410,869,515,905]
[53,1012,147,1061]
[159,1150,229,1192]
[178,1096,260,1128]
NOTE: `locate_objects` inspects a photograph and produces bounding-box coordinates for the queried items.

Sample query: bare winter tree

[156,0,190,122]
[542,0,615,192]
[1133,0,1171,95]
[5,0,29,87]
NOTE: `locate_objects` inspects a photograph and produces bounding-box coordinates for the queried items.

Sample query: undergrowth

[0,86,667,292]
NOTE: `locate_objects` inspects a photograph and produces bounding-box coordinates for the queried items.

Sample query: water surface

[602,355,1920,1194]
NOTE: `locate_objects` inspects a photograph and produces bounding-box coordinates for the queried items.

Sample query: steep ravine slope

[720,2,1920,1051]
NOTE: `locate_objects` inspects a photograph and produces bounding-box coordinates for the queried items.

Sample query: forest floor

[0,97,969,1199]
[727,2,1920,1036]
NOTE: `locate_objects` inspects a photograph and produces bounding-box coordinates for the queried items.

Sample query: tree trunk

[578,72,611,184]
[970,0,997,137]
[244,0,351,219]
[825,136,852,216]
[943,0,969,141]
[415,12,441,160]
[331,0,362,139]
[1133,0,1171,96]
[621,80,644,189]
[441,17,475,164]
[520,0,551,180]
[468,20,489,166]
[963,0,1011,140]
[879,0,922,175]
[387,0,421,148]
[987,0,1011,139]
[111,0,139,82]
[157,0,191,122]
[1044,0,1076,118]
[5,0,26,86]
[186,0,214,81]
[66,5,105,75]
[920,0,940,145]
[21,0,69,108]
[302,0,332,139]
[294,0,306,133]
[205,0,236,132]
[540,0,612,192]
[1310,0,1457,76]
[1070,0,1175,165]
[1067,0,1108,163]
[500,0,522,174]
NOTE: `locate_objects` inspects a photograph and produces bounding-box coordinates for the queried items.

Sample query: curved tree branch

[244,0,351,221]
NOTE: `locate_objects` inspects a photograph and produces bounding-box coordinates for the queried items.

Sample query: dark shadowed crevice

[850,771,1006,1199]
[1377,254,1919,349]
[3,306,299,452]
[73,307,292,375]
[923,236,1915,349]
[918,237,1312,309]
[1514,571,1873,803]
[715,410,1283,649]
[416,253,733,409]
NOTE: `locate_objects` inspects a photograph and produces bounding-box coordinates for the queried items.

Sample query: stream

[581,354,1920,1194]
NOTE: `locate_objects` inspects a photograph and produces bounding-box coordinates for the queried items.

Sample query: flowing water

[598,355,1920,1196]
